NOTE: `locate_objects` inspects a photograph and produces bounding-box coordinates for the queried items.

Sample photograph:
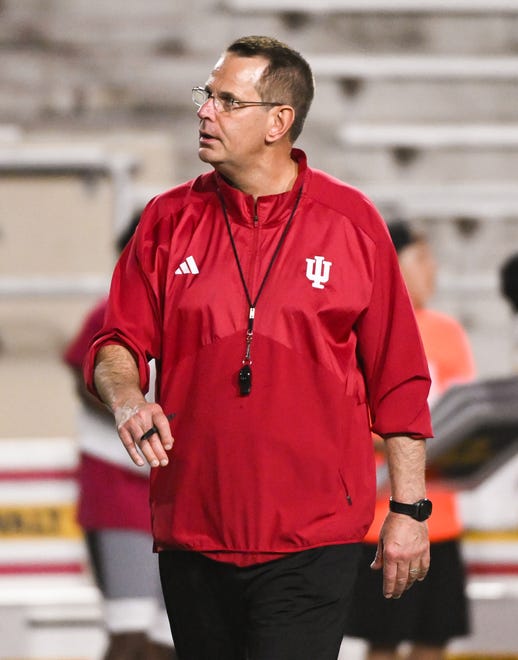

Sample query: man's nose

[197,96,216,119]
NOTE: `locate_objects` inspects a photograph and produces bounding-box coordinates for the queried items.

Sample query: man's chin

[198,148,221,166]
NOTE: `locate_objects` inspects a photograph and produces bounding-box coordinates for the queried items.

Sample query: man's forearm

[93,344,147,415]
[375,434,430,599]
[73,368,113,419]
[384,435,427,502]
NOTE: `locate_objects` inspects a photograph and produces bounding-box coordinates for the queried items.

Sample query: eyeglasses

[192,87,285,113]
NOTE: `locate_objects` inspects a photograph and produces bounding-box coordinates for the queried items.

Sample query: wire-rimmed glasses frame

[192,87,285,113]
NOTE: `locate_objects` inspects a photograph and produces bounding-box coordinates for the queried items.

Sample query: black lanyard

[217,185,303,395]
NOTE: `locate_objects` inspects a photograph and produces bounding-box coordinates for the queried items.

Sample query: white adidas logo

[175,256,199,275]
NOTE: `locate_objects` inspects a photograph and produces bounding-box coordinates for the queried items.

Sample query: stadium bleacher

[223,0,518,11]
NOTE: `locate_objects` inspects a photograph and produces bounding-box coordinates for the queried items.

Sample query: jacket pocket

[339,469,353,506]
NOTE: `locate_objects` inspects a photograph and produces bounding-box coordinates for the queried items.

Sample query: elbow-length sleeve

[355,211,433,440]
[83,202,164,397]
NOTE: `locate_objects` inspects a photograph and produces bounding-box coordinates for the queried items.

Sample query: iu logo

[306,256,332,289]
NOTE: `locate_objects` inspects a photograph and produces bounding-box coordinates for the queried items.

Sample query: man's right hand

[93,344,174,468]
[115,401,174,468]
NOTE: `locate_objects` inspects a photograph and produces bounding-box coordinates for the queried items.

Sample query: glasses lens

[192,88,207,108]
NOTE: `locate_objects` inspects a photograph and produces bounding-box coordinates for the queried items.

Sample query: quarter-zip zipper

[248,205,260,297]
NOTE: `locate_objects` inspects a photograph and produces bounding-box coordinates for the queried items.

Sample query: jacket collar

[214,149,307,227]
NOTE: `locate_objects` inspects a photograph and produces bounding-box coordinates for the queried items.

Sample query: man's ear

[265,105,295,144]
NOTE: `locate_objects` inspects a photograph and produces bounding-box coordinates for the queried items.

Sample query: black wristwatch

[389,498,432,522]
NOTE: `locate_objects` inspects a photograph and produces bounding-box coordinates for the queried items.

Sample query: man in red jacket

[85,36,433,660]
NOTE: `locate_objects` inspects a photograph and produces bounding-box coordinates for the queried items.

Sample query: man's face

[196,53,275,172]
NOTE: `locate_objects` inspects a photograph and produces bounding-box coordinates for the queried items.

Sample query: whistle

[238,364,252,396]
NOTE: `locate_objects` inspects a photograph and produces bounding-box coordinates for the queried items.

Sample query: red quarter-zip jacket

[85,149,432,565]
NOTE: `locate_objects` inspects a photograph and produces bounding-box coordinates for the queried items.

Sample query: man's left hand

[370,511,430,599]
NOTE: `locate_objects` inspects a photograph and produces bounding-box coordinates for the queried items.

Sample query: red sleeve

[63,298,108,369]
[355,205,433,439]
[83,202,163,398]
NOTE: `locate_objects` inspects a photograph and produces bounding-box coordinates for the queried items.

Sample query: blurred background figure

[345,220,476,660]
[63,212,176,660]
[390,221,477,406]
[500,252,518,373]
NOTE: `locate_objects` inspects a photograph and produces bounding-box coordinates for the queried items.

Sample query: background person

[345,220,476,660]
[84,36,433,660]
[500,252,518,371]
[64,214,176,660]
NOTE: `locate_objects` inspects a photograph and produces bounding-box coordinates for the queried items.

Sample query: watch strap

[389,497,432,521]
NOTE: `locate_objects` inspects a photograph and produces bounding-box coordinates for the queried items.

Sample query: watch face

[417,498,433,521]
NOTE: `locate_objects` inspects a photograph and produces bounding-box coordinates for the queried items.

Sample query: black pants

[159,544,361,660]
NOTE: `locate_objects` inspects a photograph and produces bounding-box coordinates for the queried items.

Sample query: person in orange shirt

[346,221,476,660]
